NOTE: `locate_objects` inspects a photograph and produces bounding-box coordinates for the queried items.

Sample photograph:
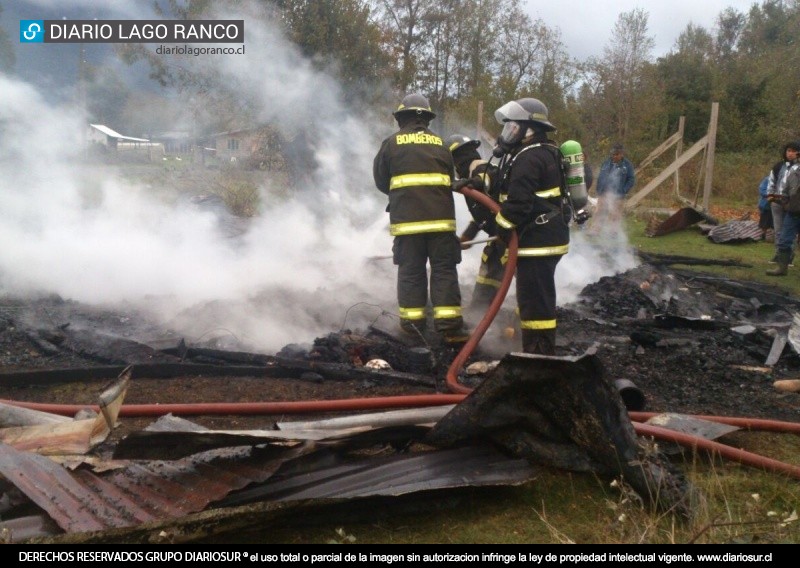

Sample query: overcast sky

[527,0,757,60]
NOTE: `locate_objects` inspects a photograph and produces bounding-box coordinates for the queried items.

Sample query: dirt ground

[1,260,799,443]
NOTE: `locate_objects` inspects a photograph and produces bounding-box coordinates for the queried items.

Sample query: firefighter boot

[766,250,791,276]
[521,329,556,355]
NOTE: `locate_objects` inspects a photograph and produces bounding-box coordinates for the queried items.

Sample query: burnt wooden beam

[637,252,751,268]
[0,363,278,387]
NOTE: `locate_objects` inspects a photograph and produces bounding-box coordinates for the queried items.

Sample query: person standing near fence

[589,143,635,235]
[766,142,800,276]
[766,141,800,263]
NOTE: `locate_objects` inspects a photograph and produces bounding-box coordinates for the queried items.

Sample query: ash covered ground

[0,261,799,428]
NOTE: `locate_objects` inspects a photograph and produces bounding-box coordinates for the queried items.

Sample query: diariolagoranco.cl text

[156,44,245,56]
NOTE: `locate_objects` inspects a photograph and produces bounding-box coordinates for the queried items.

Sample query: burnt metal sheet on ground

[707,219,763,243]
[0,442,131,533]
[644,414,741,456]
[766,332,788,366]
[216,444,541,508]
[0,371,128,457]
[646,207,708,237]
[114,414,432,460]
[787,312,800,356]
[0,442,303,540]
[645,413,740,440]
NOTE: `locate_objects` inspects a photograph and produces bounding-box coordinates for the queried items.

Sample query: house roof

[89,124,149,143]
[205,128,256,139]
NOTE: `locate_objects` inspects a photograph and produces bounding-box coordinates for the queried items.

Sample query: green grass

[626,211,800,297]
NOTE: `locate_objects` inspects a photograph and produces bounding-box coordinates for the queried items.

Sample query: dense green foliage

[127,1,799,154]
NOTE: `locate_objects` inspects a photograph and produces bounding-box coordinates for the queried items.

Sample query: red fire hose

[633,421,800,479]
[445,186,517,394]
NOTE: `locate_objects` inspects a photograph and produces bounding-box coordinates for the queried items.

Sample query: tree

[720,0,800,146]
[657,24,716,143]
[85,66,130,128]
[715,7,745,63]
[275,0,390,102]
[372,0,440,92]
[594,9,656,143]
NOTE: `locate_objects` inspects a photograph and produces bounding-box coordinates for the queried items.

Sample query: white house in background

[88,124,149,148]
[87,124,164,161]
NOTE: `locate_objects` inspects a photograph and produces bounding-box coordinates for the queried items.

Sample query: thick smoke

[1,2,635,354]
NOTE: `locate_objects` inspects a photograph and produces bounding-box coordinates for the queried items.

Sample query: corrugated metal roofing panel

[216,444,540,507]
[0,442,299,538]
[0,433,541,543]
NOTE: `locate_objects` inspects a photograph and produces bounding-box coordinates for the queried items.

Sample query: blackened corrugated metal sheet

[0,442,300,539]
[0,438,540,543]
[217,444,540,508]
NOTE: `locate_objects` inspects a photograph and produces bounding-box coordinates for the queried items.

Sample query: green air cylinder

[560,139,588,210]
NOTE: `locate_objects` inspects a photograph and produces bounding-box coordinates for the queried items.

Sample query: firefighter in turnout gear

[446,134,505,318]
[373,94,467,344]
[492,97,569,355]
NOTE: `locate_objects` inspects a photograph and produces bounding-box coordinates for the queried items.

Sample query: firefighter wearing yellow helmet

[373,94,468,344]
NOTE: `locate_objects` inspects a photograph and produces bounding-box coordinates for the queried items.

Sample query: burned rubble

[1,259,799,432]
[0,260,798,542]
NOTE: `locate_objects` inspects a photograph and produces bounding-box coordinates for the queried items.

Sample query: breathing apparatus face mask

[493,100,537,158]
[493,121,532,158]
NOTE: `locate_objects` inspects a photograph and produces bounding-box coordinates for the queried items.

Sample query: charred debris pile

[0,261,799,543]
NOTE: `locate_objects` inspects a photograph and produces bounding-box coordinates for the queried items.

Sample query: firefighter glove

[452,178,471,192]
[497,226,514,245]
[468,175,485,191]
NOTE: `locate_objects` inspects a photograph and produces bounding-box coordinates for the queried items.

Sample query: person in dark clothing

[446,134,505,317]
[766,141,800,277]
[492,97,570,355]
[373,94,467,344]
[758,175,774,241]
[766,141,800,263]
[590,143,635,234]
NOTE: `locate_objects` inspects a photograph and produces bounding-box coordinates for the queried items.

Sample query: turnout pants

[516,255,561,355]
[394,232,463,334]
[469,240,508,313]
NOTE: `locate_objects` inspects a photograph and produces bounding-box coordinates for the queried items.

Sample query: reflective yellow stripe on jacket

[496,212,515,229]
[535,186,561,199]
[389,173,451,190]
[495,185,564,230]
[518,244,569,257]
[390,219,456,236]
[498,185,561,204]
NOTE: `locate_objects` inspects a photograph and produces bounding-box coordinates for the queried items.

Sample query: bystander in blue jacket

[588,143,635,235]
[758,175,773,240]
